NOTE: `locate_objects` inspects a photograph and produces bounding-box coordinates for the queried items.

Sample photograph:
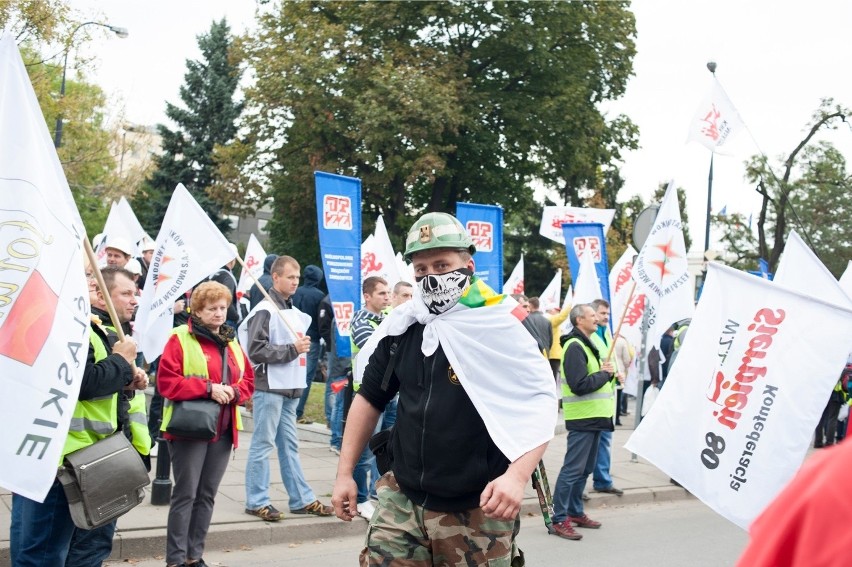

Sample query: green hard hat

[404,212,476,261]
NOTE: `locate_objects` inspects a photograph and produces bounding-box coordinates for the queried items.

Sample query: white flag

[572,250,603,305]
[538,270,562,312]
[775,230,852,307]
[631,182,694,353]
[539,206,616,244]
[0,33,91,501]
[395,252,414,284]
[503,254,524,295]
[840,260,852,299]
[361,215,402,288]
[98,196,147,261]
[236,234,267,300]
[136,184,235,362]
[609,246,644,347]
[625,263,852,529]
[686,80,746,152]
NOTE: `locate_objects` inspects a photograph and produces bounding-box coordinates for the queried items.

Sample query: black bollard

[150,436,172,505]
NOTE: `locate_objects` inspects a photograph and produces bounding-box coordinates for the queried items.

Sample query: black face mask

[416,268,474,314]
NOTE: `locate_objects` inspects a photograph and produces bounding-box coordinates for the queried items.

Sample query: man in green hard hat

[332,212,557,565]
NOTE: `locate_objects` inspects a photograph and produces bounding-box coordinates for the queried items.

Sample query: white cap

[104,236,133,256]
[125,258,142,275]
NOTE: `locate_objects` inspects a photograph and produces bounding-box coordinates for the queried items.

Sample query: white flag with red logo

[0,33,91,501]
[572,249,603,305]
[686,80,746,152]
[97,196,147,263]
[625,263,852,529]
[538,270,562,312]
[539,206,615,244]
[503,254,524,295]
[136,184,236,362]
[236,234,267,301]
[631,182,694,353]
[361,215,402,289]
[609,246,644,347]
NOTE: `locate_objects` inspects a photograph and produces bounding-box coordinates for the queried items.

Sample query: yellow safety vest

[560,337,615,421]
[674,325,689,350]
[61,330,118,461]
[161,326,245,433]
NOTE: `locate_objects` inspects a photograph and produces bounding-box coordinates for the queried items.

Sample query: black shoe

[594,486,624,496]
[615,420,622,426]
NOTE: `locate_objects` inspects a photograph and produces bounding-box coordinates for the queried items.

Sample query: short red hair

[190,281,232,313]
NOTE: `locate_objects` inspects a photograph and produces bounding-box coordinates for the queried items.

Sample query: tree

[134,18,242,234]
[237,1,638,263]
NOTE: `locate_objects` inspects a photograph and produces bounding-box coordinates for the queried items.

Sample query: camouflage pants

[360,473,524,567]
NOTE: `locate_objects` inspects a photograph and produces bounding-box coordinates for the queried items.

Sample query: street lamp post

[703,60,717,254]
[53,21,128,149]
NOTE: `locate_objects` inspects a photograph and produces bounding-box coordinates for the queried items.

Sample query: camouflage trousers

[360,473,524,567]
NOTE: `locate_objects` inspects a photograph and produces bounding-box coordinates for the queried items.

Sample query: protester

[613,333,634,422]
[137,236,155,290]
[551,303,618,541]
[242,256,333,521]
[547,305,571,380]
[248,253,279,310]
[65,267,153,567]
[814,378,846,448]
[317,293,351,455]
[157,281,255,567]
[292,264,326,424]
[332,212,556,564]
[104,237,133,269]
[390,280,413,307]
[11,265,147,566]
[527,296,554,356]
[513,293,549,354]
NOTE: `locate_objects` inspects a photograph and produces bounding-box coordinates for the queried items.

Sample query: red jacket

[157,321,254,447]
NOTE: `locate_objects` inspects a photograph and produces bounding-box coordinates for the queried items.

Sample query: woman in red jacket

[157,281,254,567]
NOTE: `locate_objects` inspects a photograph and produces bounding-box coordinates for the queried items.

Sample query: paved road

[105,498,750,566]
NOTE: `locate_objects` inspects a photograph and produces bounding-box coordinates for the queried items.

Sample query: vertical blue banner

[561,222,611,308]
[456,202,503,291]
[315,171,361,357]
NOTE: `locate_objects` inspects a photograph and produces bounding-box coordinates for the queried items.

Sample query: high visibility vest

[674,325,689,350]
[161,326,246,433]
[127,391,151,456]
[589,328,618,374]
[560,337,615,421]
[350,317,380,391]
[61,331,118,461]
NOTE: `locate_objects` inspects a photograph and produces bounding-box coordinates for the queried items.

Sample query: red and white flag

[539,206,615,244]
[503,254,524,295]
[625,263,852,529]
[609,246,644,347]
[136,184,236,362]
[236,233,267,301]
[361,215,402,289]
[0,33,91,501]
[631,182,694,353]
[538,270,562,312]
[686,80,745,152]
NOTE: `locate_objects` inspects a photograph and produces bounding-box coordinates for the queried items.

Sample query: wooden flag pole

[234,254,301,337]
[83,237,129,343]
[603,280,637,363]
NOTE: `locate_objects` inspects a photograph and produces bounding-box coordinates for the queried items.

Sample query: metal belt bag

[57,432,150,529]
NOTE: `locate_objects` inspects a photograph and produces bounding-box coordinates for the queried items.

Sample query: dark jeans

[11,479,76,566]
[815,399,842,447]
[65,520,116,567]
[552,430,601,523]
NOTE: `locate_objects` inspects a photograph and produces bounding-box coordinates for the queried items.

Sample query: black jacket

[318,294,351,379]
[358,324,509,512]
[292,264,325,341]
[249,254,278,310]
[208,266,239,324]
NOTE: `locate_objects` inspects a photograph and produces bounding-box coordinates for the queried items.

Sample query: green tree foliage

[237,1,638,263]
[134,18,242,235]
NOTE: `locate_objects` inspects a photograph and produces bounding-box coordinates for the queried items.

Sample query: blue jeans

[295,339,321,419]
[11,479,77,566]
[329,377,347,449]
[552,430,600,523]
[354,417,382,503]
[592,430,614,489]
[381,396,398,431]
[245,390,316,511]
[65,519,116,566]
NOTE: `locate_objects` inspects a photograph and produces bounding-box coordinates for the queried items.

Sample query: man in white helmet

[104,237,133,269]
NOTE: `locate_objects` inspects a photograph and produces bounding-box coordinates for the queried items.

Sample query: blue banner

[315,171,361,357]
[456,202,503,291]
[561,222,611,307]
[747,257,773,280]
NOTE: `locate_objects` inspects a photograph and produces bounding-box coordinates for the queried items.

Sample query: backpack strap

[380,337,400,392]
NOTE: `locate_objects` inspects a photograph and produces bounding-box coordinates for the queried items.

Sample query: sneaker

[291,500,333,516]
[245,504,283,521]
[581,492,590,502]
[593,485,624,496]
[356,500,376,519]
[551,520,582,540]
[569,514,601,529]
[329,446,340,455]
[296,416,314,424]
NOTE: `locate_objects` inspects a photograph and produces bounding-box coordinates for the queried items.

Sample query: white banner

[625,263,852,529]
[539,206,615,244]
[775,230,852,308]
[0,33,91,501]
[136,184,235,362]
[572,249,603,305]
[97,196,147,262]
[503,254,524,295]
[686,79,746,152]
[538,270,562,312]
[236,233,267,300]
[631,182,694,354]
[361,215,402,289]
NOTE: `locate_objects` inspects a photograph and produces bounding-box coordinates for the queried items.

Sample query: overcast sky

[70,0,852,253]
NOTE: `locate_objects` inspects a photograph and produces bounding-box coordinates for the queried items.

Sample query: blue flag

[456,203,503,291]
[748,257,773,280]
[561,222,611,307]
[315,171,361,357]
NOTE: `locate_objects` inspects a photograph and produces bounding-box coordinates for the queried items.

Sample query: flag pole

[83,237,128,343]
[233,254,300,337]
[604,280,636,363]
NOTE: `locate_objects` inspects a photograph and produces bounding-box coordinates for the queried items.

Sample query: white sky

[70,0,852,253]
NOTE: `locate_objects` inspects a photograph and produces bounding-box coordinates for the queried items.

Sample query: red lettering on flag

[466,221,493,252]
[323,195,352,229]
[0,270,58,366]
[362,252,382,273]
